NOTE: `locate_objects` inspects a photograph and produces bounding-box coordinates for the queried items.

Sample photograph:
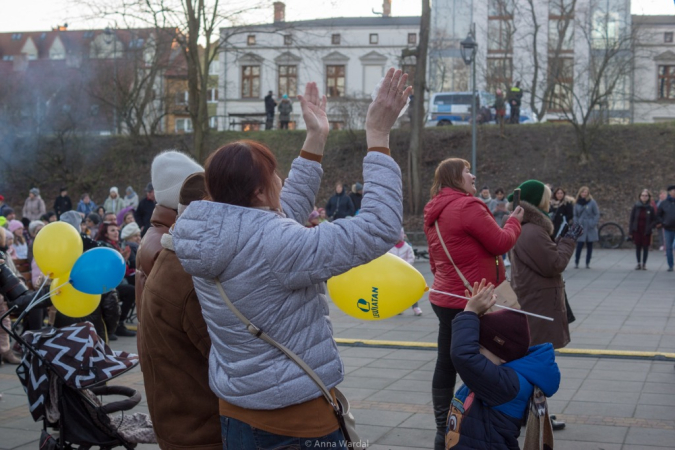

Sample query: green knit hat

[507,180,546,207]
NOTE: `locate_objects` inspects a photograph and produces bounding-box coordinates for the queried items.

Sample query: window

[369,34,379,45]
[486,58,513,92]
[83,31,95,38]
[278,65,298,98]
[488,0,514,17]
[488,17,514,52]
[90,105,99,115]
[284,35,293,45]
[241,65,260,98]
[209,61,219,75]
[658,66,675,100]
[40,32,47,40]
[11,33,22,40]
[326,65,345,97]
[547,58,574,111]
[549,19,574,52]
[247,35,256,46]
[175,91,188,105]
[332,34,341,45]
[2,55,14,61]
[665,32,674,43]
[207,89,219,103]
[175,118,193,133]
[209,116,218,129]
[242,122,261,132]
[549,0,575,17]
[130,38,144,49]
[408,33,417,45]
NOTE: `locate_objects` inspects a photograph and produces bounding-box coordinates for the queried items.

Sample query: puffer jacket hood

[173,153,402,410]
[424,187,470,227]
[506,343,560,397]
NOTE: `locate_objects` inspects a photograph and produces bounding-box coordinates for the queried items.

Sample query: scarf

[576,197,589,206]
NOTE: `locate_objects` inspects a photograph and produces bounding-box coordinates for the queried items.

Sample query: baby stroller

[1,310,156,449]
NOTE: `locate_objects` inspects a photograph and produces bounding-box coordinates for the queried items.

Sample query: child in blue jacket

[446,281,561,449]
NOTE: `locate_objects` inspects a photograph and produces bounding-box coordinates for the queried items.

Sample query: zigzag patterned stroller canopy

[17,322,139,421]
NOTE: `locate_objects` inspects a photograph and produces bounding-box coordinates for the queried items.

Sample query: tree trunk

[408,0,431,215]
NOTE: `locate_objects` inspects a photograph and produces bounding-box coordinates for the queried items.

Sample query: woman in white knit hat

[103,187,125,215]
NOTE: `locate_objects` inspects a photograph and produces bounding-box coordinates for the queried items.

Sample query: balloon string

[428,289,554,322]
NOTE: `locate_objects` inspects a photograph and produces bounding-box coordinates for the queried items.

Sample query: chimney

[273,2,285,23]
[382,0,392,17]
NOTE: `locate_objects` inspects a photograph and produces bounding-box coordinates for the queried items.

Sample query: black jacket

[135,197,156,237]
[264,94,277,113]
[629,201,657,235]
[349,192,363,212]
[325,190,355,220]
[53,195,72,218]
[549,196,574,238]
[657,196,675,231]
[53,290,121,342]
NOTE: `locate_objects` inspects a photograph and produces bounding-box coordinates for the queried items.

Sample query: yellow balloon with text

[33,221,83,278]
[50,276,101,318]
[327,253,428,320]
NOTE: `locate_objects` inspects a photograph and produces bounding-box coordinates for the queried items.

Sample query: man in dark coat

[657,184,675,271]
[264,90,277,130]
[325,182,355,220]
[53,187,72,219]
[135,183,156,237]
[507,82,523,124]
[349,182,363,213]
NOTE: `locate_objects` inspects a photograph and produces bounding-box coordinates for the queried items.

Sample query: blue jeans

[575,241,593,266]
[665,229,675,269]
[221,416,347,450]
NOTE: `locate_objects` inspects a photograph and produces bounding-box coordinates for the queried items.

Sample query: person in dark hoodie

[657,184,675,272]
[325,181,355,220]
[349,182,363,213]
[53,187,72,219]
[447,280,561,449]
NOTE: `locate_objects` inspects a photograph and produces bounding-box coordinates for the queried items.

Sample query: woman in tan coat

[508,180,582,431]
[508,180,579,348]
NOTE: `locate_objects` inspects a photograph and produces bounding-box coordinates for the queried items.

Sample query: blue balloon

[70,247,126,294]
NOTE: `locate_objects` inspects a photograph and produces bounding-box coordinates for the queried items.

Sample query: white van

[426,91,536,126]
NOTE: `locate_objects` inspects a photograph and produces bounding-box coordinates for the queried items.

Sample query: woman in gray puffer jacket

[173,70,411,449]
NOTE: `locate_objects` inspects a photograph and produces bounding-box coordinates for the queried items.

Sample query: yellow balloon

[33,222,83,278]
[50,276,101,318]
[327,253,428,320]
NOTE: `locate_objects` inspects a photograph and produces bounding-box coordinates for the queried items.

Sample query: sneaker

[413,307,423,316]
[115,325,136,337]
[669,267,674,272]
[636,264,642,270]
[108,334,118,341]
[642,265,647,270]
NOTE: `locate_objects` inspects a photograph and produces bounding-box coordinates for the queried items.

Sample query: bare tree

[79,0,269,162]
[405,0,431,214]
[548,0,635,163]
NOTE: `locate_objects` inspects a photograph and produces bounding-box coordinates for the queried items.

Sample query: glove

[564,223,584,241]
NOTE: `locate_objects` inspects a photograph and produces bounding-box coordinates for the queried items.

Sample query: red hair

[205,140,278,207]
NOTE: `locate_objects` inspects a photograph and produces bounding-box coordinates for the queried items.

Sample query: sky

[0,0,673,33]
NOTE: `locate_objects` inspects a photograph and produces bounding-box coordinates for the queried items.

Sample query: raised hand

[564,223,584,241]
[365,68,413,148]
[298,82,329,155]
[464,279,496,316]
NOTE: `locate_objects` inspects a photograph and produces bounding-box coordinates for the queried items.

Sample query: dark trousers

[265,111,274,130]
[575,241,594,266]
[220,416,346,449]
[510,106,520,124]
[431,303,463,390]
[279,120,289,130]
[636,245,649,265]
[116,284,135,324]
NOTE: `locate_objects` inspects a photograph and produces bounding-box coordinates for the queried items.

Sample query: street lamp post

[460,26,478,176]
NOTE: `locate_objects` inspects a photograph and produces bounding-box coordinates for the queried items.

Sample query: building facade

[632,15,675,123]
[430,0,633,123]
[218,3,420,131]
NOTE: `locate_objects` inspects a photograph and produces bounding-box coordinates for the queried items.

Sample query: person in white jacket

[388,228,422,315]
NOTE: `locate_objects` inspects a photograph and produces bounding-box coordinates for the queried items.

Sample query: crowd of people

[0,68,674,450]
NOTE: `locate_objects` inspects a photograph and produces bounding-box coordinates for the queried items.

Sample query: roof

[222,16,421,31]
[632,15,675,25]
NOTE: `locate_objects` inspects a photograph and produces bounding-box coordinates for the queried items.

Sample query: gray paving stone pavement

[1,248,674,449]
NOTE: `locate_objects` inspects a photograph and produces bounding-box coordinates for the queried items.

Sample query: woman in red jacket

[423,158,523,450]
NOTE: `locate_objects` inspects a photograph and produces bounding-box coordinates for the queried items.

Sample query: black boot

[115,323,136,337]
[432,388,454,450]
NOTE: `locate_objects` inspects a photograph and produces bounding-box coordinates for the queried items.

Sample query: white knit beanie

[151,150,203,210]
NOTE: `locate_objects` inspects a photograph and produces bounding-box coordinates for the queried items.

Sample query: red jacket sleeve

[462,200,521,256]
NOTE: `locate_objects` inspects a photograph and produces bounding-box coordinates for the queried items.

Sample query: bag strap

[434,221,473,293]
[213,279,339,413]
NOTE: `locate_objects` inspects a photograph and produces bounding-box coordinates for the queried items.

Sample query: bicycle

[598,220,625,249]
